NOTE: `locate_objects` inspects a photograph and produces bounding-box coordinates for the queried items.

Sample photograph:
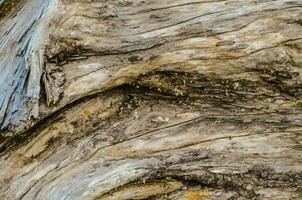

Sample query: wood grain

[0,0,302,199]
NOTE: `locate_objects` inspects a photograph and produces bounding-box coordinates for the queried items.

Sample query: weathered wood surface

[0,0,302,199]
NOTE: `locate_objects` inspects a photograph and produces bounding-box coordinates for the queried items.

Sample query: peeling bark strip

[0,0,59,134]
[0,0,302,199]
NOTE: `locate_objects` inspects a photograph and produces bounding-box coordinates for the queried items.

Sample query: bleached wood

[0,0,302,199]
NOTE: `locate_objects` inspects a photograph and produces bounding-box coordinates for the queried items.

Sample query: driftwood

[0,0,302,199]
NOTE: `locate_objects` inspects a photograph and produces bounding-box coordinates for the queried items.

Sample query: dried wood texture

[0,0,302,199]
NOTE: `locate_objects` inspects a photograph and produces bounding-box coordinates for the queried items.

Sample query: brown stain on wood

[0,0,23,20]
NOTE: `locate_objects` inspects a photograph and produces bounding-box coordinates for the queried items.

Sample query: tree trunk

[0,0,302,199]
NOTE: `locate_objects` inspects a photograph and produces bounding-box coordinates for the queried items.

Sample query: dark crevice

[0,86,127,156]
[126,0,226,15]
[2,69,302,155]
